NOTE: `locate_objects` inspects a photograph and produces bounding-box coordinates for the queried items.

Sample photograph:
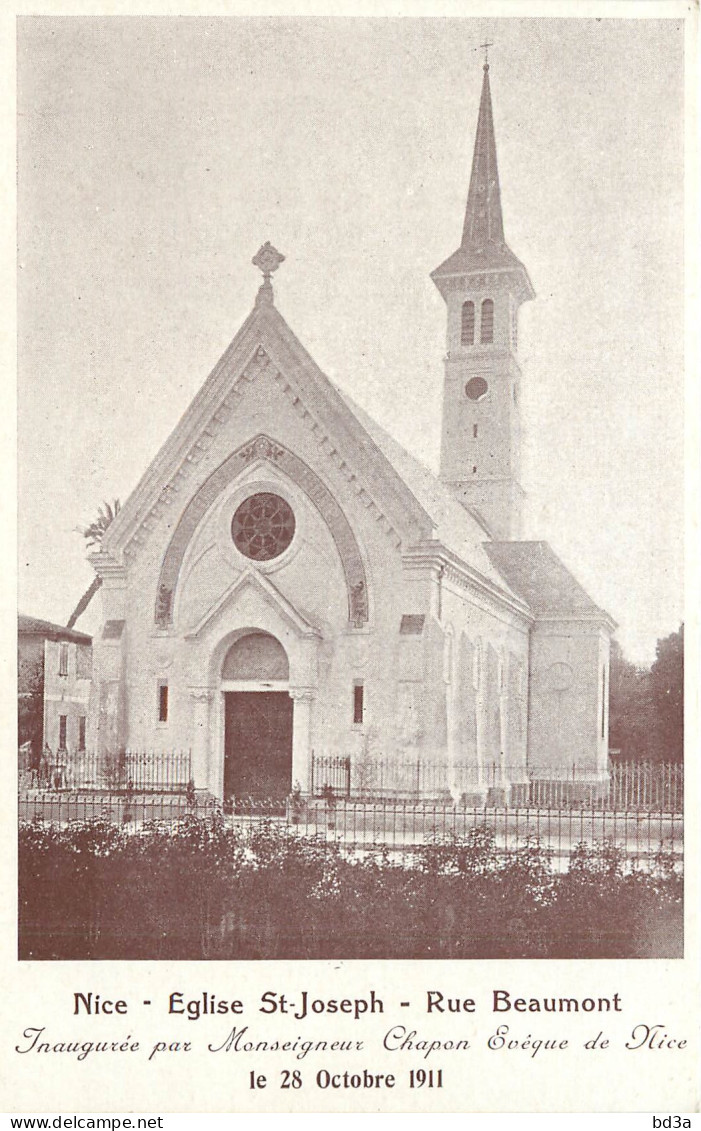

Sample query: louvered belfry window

[481,299,494,343]
[461,301,475,346]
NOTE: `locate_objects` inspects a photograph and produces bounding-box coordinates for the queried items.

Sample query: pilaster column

[499,678,510,788]
[190,688,214,792]
[289,688,314,794]
[444,635,457,799]
[474,644,486,786]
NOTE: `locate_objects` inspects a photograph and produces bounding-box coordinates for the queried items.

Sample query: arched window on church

[481,299,494,343]
[461,301,475,346]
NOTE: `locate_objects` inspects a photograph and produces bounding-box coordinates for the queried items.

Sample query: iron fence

[310,753,351,797]
[18,749,192,793]
[289,798,681,868]
[310,754,683,812]
[18,792,683,872]
[606,759,682,812]
[18,790,216,825]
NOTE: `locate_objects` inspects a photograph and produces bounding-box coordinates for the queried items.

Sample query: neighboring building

[18,615,93,766]
[87,62,615,803]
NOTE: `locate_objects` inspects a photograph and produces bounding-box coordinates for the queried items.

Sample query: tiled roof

[335,388,521,600]
[483,542,614,622]
[18,614,92,645]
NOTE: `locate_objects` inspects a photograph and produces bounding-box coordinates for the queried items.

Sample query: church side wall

[527,621,611,789]
[437,576,530,802]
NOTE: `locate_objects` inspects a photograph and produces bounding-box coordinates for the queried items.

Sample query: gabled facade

[87,64,614,803]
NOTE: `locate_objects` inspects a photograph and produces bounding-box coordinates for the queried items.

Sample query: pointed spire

[431,61,534,305]
[461,63,504,251]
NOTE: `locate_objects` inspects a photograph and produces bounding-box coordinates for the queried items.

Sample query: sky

[16,15,685,664]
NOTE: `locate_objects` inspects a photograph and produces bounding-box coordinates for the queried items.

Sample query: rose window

[231,493,295,561]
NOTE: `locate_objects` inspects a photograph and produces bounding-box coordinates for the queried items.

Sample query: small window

[473,424,478,438]
[59,715,67,750]
[461,300,475,346]
[480,299,494,344]
[472,465,477,474]
[400,614,425,635]
[158,682,169,724]
[78,716,86,751]
[59,643,69,676]
[353,683,364,726]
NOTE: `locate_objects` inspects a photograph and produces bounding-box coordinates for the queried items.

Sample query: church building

[88,62,615,804]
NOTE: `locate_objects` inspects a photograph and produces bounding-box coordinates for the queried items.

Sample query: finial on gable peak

[252,241,285,305]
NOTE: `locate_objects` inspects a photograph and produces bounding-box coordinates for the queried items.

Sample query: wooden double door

[223,691,293,800]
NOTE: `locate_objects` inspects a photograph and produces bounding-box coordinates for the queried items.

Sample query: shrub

[18,819,682,960]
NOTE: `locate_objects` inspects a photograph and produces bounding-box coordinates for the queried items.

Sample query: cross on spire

[480,40,493,68]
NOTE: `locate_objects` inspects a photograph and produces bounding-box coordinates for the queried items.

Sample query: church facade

[88,63,615,803]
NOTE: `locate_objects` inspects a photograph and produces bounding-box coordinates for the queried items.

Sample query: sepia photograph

[17,16,685,964]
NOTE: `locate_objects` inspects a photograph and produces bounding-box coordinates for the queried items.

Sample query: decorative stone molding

[403,541,532,627]
[545,661,574,692]
[88,552,127,584]
[156,585,173,625]
[155,433,369,630]
[190,687,215,703]
[184,567,321,641]
[112,318,419,563]
[289,688,315,702]
[440,268,532,304]
[239,436,284,463]
[350,580,368,627]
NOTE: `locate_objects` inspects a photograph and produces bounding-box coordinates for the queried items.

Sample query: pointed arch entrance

[221,631,293,799]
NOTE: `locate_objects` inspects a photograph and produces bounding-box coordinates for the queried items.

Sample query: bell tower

[432,59,534,541]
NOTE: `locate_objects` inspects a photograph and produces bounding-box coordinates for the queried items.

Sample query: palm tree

[66,500,121,629]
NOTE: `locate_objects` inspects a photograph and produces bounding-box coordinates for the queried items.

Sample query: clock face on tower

[465,376,489,401]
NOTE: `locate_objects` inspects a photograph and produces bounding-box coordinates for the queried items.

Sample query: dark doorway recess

[224,691,293,801]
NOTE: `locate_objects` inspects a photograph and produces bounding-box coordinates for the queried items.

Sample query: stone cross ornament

[253,242,285,305]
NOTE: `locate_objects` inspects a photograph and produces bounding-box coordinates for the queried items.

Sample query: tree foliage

[18,658,44,756]
[650,624,684,758]
[77,499,121,550]
[609,625,683,762]
[66,499,121,629]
